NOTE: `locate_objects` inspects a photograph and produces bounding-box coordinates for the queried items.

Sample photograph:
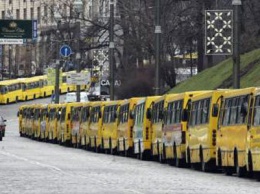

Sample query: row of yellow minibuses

[0,71,87,104]
[18,87,260,179]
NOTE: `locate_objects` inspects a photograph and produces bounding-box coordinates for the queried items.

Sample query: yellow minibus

[133,96,160,160]
[150,95,165,162]
[0,79,22,104]
[100,100,121,154]
[117,97,141,156]
[18,104,28,136]
[186,90,225,172]
[38,75,54,98]
[87,101,104,152]
[217,87,254,176]
[70,102,83,147]
[163,92,206,167]
[47,103,60,143]
[32,104,42,139]
[78,102,92,149]
[19,77,41,101]
[59,102,82,146]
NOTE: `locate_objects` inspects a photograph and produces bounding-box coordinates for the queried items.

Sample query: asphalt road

[0,97,260,194]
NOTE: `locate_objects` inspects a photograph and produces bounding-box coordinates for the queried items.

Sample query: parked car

[0,116,6,140]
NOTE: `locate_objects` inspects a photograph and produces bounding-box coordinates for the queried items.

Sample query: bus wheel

[109,137,114,155]
[33,94,36,99]
[123,138,127,157]
[225,167,233,176]
[25,96,28,101]
[15,97,18,103]
[234,150,246,177]
[174,145,181,167]
[7,99,9,104]
[94,136,98,153]
[248,151,253,178]
[139,151,143,160]
[0,133,2,141]
[186,147,191,168]
[44,92,46,97]
[217,148,222,168]
[200,147,207,172]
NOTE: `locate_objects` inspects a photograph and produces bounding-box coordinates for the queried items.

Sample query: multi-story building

[0,0,55,78]
[0,0,119,79]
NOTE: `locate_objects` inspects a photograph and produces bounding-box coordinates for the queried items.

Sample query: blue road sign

[60,45,72,57]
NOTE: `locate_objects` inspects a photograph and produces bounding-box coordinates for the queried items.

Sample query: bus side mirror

[182,109,188,122]
[86,110,90,118]
[17,111,19,117]
[130,110,134,119]
[159,110,164,120]
[241,102,248,116]
[146,108,151,119]
[68,113,71,120]
[56,111,61,119]
[212,103,219,117]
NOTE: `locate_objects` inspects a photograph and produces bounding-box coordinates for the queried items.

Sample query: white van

[64,92,89,103]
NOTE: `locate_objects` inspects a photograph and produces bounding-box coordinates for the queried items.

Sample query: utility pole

[155,0,161,95]
[54,20,61,104]
[109,0,115,100]
[76,21,81,102]
[8,46,11,79]
[232,0,241,89]
[73,0,83,102]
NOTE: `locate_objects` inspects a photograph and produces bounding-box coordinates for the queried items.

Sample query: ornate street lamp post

[53,8,62,104]
[73,0,83,102]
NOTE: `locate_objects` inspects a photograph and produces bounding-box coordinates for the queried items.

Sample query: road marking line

[0,150,64,174]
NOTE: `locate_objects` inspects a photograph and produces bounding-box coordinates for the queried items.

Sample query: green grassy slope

[169,49,260,93]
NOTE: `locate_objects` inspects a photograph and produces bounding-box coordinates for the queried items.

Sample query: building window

[44,6,48,17]
[16,9,20,19]
[37,7,40,24]
[1,11,5,19]
[9,0,12,4]
[23,0,26,2]
[30,7,34,19]
[89,6,92,18]
[24,8,27,19]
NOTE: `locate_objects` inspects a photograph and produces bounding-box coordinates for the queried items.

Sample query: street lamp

[53,8,62,104]
[232,0,241,89]
[73,0,83,102]
[109,0,115,100]
[154,0,161,95]
[8,46,12,79]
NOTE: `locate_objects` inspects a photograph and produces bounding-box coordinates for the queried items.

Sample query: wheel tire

[200,147,207,172]
[234,150,246,177]
[174,144,183,167]
[186,147,191,167]
[217,148,222,168]
[225,167,233,176]
[248,151,253,178]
